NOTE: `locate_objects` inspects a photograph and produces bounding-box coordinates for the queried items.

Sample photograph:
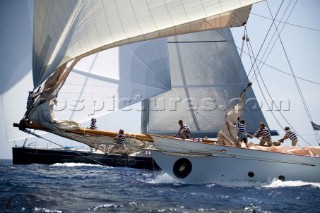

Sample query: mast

[140,99,150,134]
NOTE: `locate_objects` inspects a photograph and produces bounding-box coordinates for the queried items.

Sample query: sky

[1,0,319,159]
[231,0,320,146]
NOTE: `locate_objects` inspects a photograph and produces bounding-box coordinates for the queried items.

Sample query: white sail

[8,0,261,151]
[54,38,171,123]
[146,29,268,137]
[33,0,261,87]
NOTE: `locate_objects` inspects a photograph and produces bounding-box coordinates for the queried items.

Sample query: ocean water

[1,160,319,213]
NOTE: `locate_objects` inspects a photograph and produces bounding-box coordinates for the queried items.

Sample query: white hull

[151,136,320,183]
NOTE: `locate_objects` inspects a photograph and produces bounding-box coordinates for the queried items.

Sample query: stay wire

[243,0,287,120]
[246,41,283,129]
[265,0,320,145]
[252,1,307,131]
[245,0,312,146]
[236,48,320,86]
[253,0,296,78]
[245,0,286,84]
[251,13,320,32]
[246,2,312,146]
[246,39,310,147]
[247,0,294,106]
[248,0,294,82]
[237,27,250,93]
[248,40,311,147]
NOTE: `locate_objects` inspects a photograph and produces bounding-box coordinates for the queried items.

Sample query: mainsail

[14,0,262,152]
[145,29,268,138]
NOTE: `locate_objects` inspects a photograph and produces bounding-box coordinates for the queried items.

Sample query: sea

[1,159,319,213]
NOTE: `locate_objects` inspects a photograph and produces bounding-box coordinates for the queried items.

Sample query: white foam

[262,179,320,188]
[51,162,104,167]
[147,172,179,184]
[33,207,62,212]
[90,204,120,211]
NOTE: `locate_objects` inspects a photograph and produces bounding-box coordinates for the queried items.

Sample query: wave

[149,172,320,188]
[147,172,179,184]
[262,179,320,188]
[51,162,105,167]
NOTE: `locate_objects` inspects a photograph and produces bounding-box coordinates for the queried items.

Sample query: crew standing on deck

[90,118,97,129]
[236,117,250,148]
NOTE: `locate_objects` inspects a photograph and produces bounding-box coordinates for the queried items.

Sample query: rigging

[265,0,320,144]
[240,0,316,146]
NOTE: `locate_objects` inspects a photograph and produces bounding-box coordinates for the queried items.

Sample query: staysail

[53,38,171,123]
[145,29,268,138]
[25,38,169,153]
[15,0,262,152]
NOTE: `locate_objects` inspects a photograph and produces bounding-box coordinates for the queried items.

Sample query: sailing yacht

[5,0,319,181]
[148,3,320,183]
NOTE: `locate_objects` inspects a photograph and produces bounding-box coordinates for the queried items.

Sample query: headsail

[24,38,170,153]
[53,38,171,123]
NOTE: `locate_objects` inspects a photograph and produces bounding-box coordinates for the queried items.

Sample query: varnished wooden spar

[13,121,154,142]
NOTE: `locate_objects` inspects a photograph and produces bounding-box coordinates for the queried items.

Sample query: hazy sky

[1,0,319,159]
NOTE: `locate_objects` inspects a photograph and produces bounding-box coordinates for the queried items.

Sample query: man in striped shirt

[90,118,97,129]
[253,122,273,147]
[174,120,191,139]
[279,127,298,146]
[113,129,126,149]
[236,117,249,148]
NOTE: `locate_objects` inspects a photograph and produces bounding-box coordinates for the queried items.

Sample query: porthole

[173,158,192,179]
[248,171,254,177]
